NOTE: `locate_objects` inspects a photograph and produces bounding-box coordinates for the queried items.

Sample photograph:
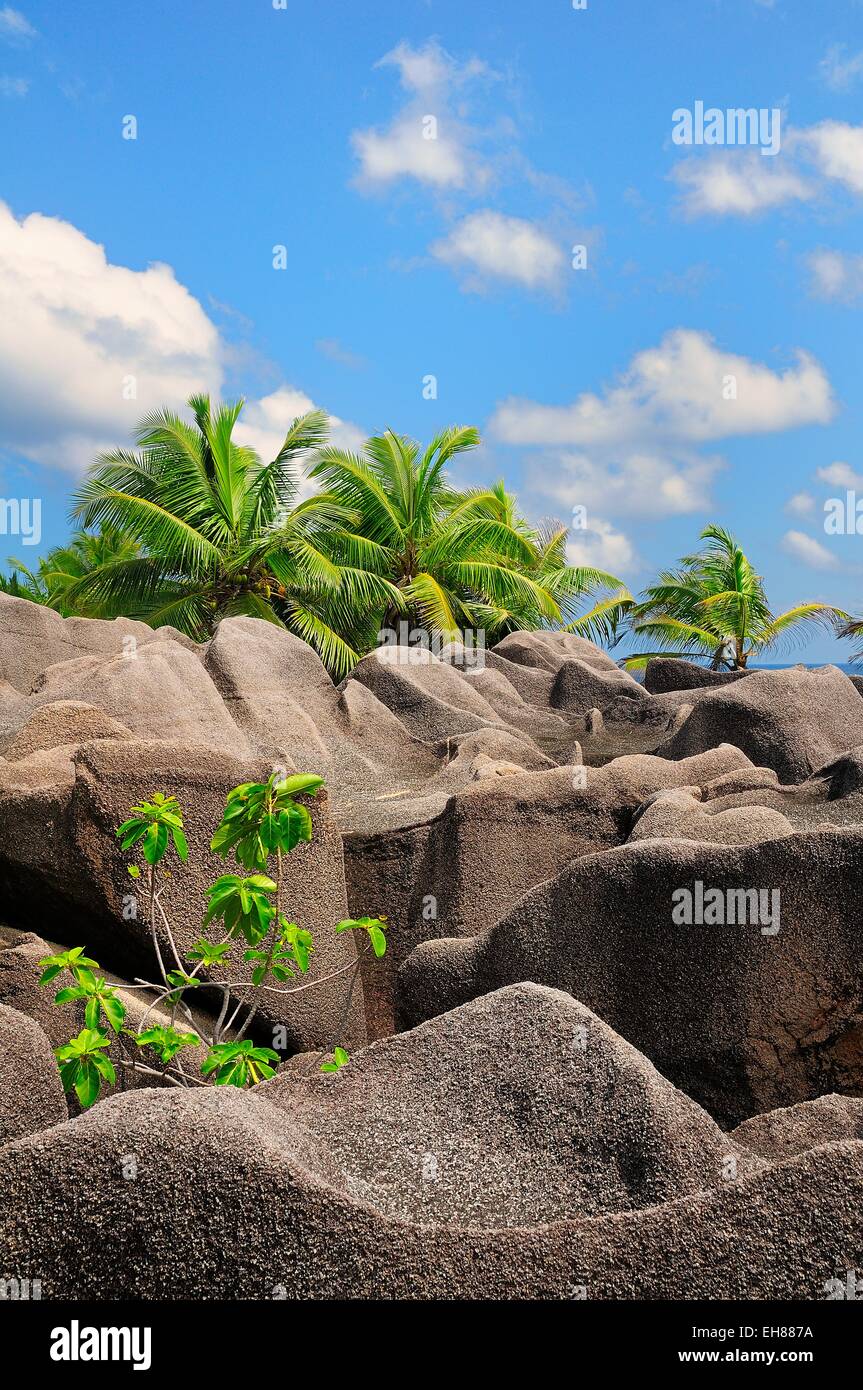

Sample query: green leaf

[321,1046,350,1072]
[170,825,189,861]
[91,1051,116,1085]
[101,994,127,1033]
[74,1059,101,1109]
[53,986,85,1005]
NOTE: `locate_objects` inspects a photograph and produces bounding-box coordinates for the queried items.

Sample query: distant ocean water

[627,660,859,682]
[749,663,858,673]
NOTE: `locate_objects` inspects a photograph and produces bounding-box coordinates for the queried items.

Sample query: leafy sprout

[55,1029,116,1109]
[38,946,100,988]
[336,916,388,958]
[321,1046,350,1073]
[210,772,323,870]
[201,1041,280,1087]
[116,792,188,866]
[134,1026,201,1064]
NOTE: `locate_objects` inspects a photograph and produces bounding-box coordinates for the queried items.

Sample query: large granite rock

[0,1001,67,1144]
[550,658,649,716]
[644,659,753,694]
[628,787,794,846]
[732,1093,863,1160]
[347,746,751,1035]
[397,826,863,1125]
[661,666,863,784]
[0,984,859,1301]
[0,592,198,694]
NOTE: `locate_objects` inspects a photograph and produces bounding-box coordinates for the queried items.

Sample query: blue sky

[1,0,863,658]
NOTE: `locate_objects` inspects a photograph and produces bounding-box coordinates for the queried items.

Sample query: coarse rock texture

[349,643,518,743]
[644,658,753,694]
[662,666,863,784]
[261,985,763,1226]
[203,616,436,800]
[2,599,863,1301]
[550,658,649,716]
[0,1001,67,1144]
[627,787,794,846]
[346,746,752,1036]
[0,701,135,760]
[493,629,620,673]
[1,984,860,1302]
[732,1093,863,1160]
[0,592,200,695]
[28,642,243,751]
[397,827,863,1127]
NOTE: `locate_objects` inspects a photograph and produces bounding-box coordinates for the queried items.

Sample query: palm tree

[837,616,863,665]
[441,480,632,642]
[1,528,141,616]
[308,428,626,650]
[69,394,402,675]
[624,524,847,670]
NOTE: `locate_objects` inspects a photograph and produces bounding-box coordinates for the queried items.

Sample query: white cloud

[351,40,491,191]
[0,74,27,96]
[671,152,813,217]
[806,248,863,302]
[0,202,364,477]
[669,120,863,220]
[491,330,834,527]
[566,519,638,577]
[781,530,840,570]
[785,491,815,517]
[490,329,835,449]
[530,449,720,521]
[793,120,863,195]
[238,386,365,496]
[0,7,35,43]
[818,44,863,91]
[352,115,468,189]
[0,201,224,471]
[430,211,565,292]
[816,462,863,488]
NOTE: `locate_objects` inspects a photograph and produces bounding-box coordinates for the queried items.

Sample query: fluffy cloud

[351,41,491,191]
[238,386,365,496]
[566,518,638,577]
[781,530,840,570]
[527,450,720,521]
[670,120,863,220]
[0,75,27,96]
[0,202,363,477]
[430,211,565,292]
[785,491,816,517]
[806,248,863,302]
[671,153,813,217]
[0,202,223,471]
[816,462,863,489]
[795,120,863,195]
[351,40,583,300]
[491,329,835,449]
[491,330,834,528]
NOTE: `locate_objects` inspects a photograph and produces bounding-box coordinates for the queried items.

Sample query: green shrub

[39,771,386,1108]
